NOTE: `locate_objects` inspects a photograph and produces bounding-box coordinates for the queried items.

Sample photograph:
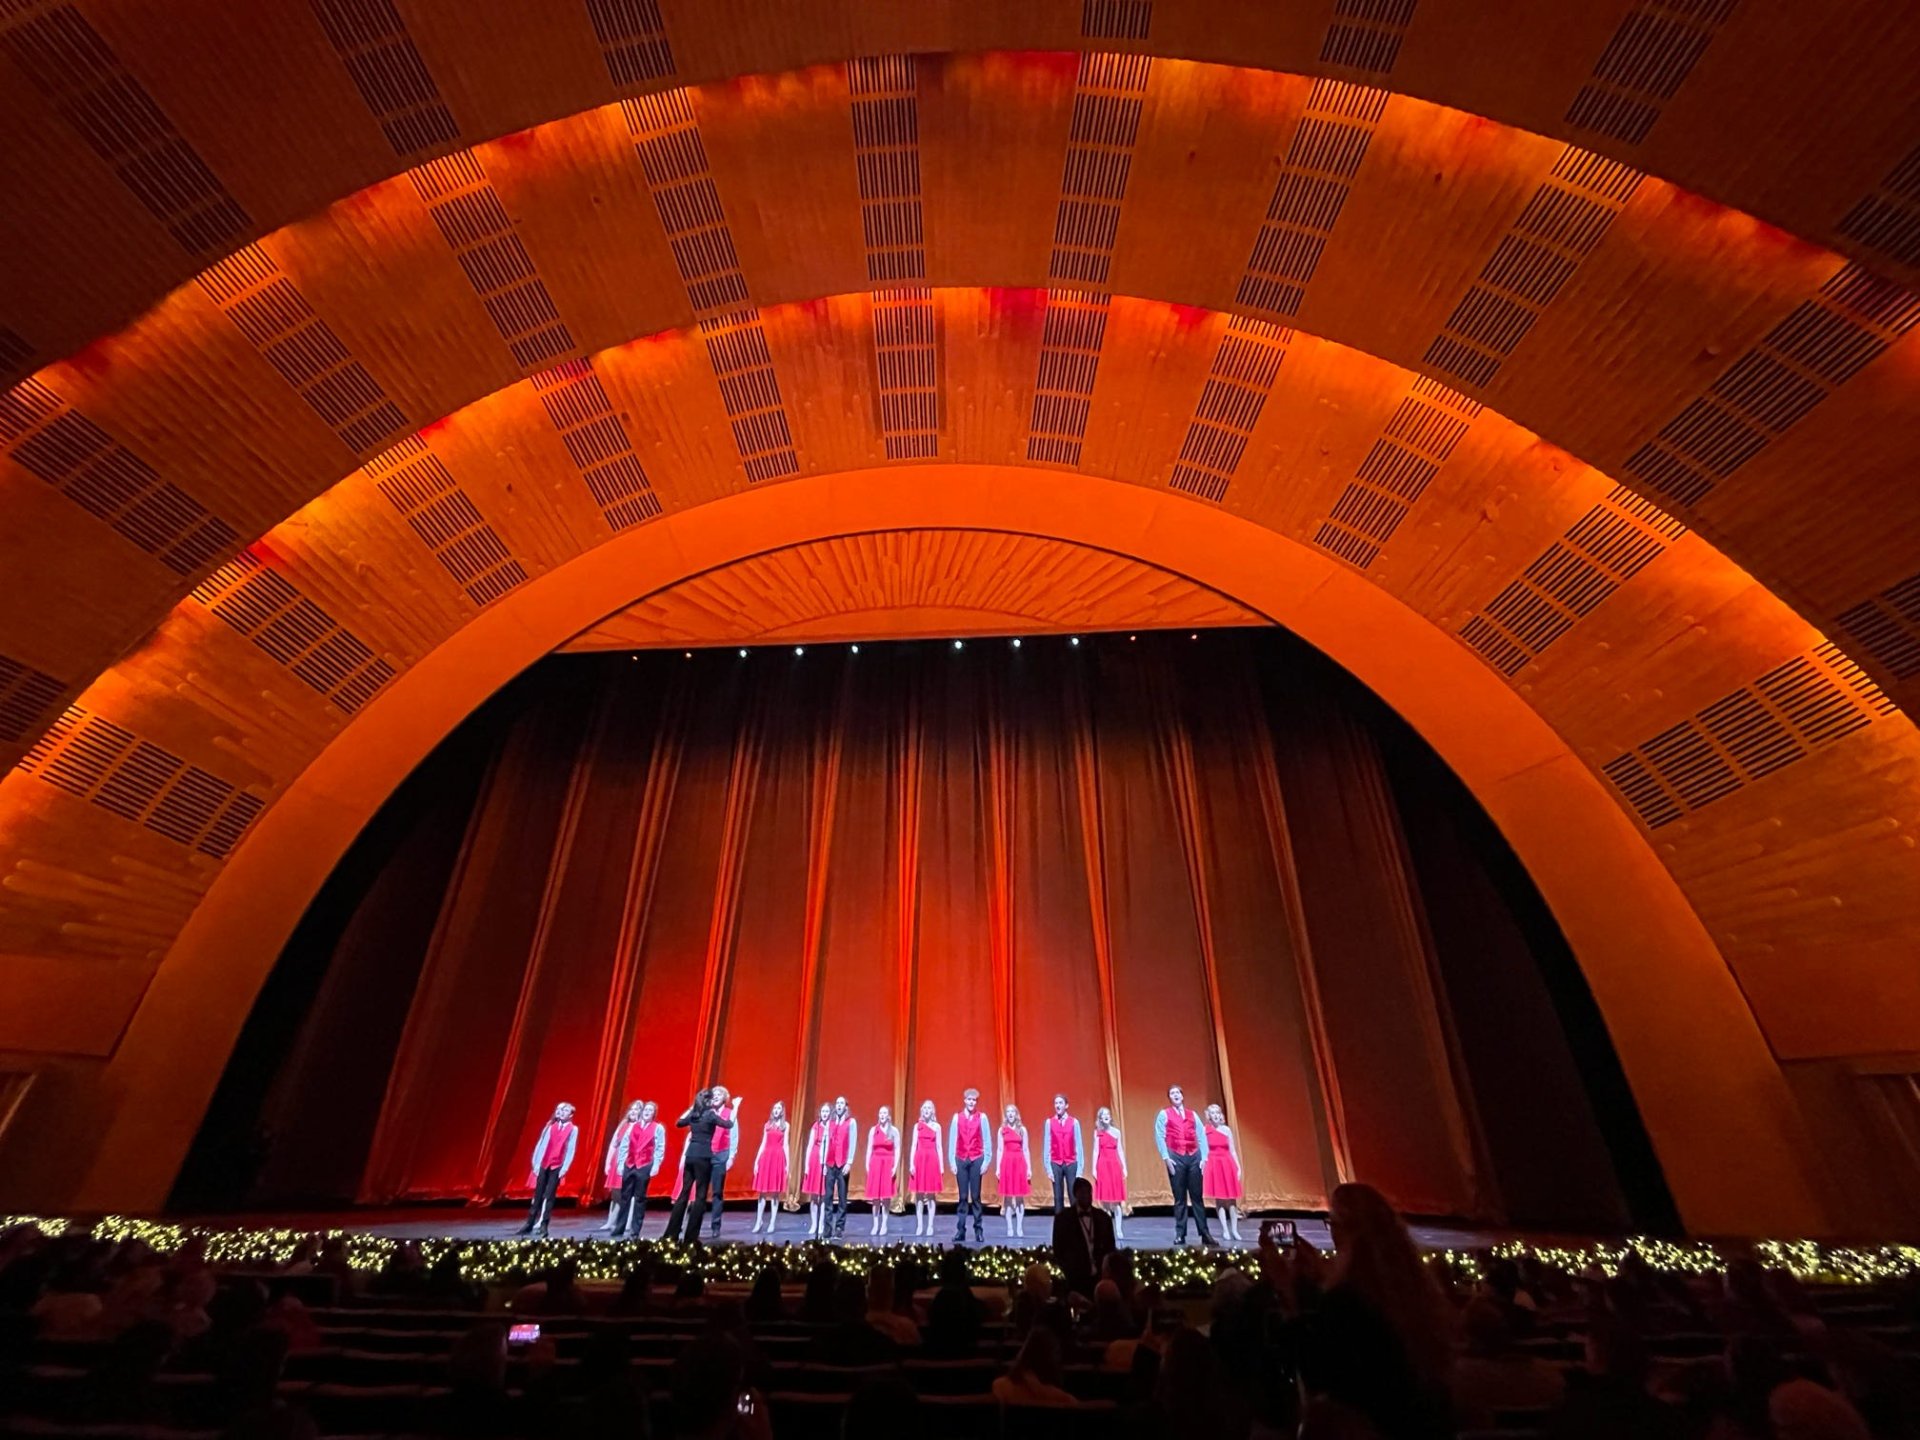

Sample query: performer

[600,1100,645,1233]
[614,1101,664,1239]
[1044,1094,1085,1215]
[516,1101,578,1238]
[802,1103,831,1238]
[1203,1103,1246,1242]
[1154,1083,1217,1248]
[1091,1106,1129,1241]
[822,1096,858,1241]
[996,1104,1032,1239]
[908,1100,943,1236]
[706,1086,740,1239]
[663,1085,734,1246]
[863,1105,899,1237]
[947,1088,993,1244]
[750,1102,791,1235]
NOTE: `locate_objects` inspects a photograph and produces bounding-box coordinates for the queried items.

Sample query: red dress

[1203,1122,1243,1201]
[752,1121,788,1193]
[909,1120,942,1194]
[1093,1127,1126,1204]
[864,1125,897,1200]
[998,1125,1031,1199]
[802,1123,827,1197]
[604,1122,632,1190]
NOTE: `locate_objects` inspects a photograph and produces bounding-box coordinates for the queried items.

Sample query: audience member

[810,1271,898,1365]
[1545,1313,1683,1440]
[1450,1296,1565,1429]
[1052,1176,1115,1299]
[925,1248,986,1357]
[843,1372,921,1438]
[744,1263,787,1323]
[1768,1377,1872,1440]
[557,1327,651,1439]
[671,1335,770,1440]
[992,1325,1077,1407]
[865,1265,920,1345]
[512,1256,585,1316]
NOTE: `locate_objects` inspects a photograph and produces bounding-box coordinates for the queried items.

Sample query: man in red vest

[947,1088,993,1244]
[1154,1083,1217,1248]
[1044,1093,1086,1215]
[822,1095,858,1240]
[614,1100,665,1239]
[517,1101,578,1238]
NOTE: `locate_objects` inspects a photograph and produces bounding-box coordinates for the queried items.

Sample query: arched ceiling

[557,530,1268,648]
[0,0,1917,1227]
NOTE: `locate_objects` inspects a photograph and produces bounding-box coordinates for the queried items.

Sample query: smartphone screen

[508,1323,541,1346]
[1276,1219,1297,1241]
[736,1392,756,1416]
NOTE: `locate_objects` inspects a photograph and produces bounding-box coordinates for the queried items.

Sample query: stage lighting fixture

[1070,636,1080,646]
[1011,638,1022,648]
[738,648,748,658]
[794,647,805,656]
[953,640,964,650]
[851,644,860,654]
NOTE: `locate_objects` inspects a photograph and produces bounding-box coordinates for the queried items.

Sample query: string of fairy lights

[8,1216,1920,1290]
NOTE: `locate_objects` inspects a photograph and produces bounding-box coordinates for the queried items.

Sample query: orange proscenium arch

[56,466,1826,1236]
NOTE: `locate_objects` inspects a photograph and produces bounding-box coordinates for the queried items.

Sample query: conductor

[664,1084,735,1245]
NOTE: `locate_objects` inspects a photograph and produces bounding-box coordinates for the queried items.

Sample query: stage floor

[192,1206,1524,1255]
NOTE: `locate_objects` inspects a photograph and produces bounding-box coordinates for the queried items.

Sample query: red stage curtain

[359,636,1489,1215]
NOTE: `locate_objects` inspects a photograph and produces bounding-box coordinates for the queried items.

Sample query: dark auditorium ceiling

[1,0,1919,1117]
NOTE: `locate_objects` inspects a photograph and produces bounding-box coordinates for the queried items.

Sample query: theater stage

[191,1207,1522,1256]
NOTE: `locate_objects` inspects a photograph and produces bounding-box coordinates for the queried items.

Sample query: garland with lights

[6,1216,1919,1290]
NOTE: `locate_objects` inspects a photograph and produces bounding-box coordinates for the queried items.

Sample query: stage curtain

[357,635,1495,1215]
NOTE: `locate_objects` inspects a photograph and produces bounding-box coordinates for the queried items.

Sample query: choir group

[515,1084,1248,1249]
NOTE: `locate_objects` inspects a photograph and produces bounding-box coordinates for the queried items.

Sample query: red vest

[540,1121,574,1168]
[624,1123,656,1170]
[712,1106,732,1155]
[1048,1116,1076,1164]
[826,1116,855,1167]
[956,1111,984,1159]
[1164,1107,1198,1155]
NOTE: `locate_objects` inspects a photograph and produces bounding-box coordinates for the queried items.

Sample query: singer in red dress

[908,1100,944,1236]
[863,1105,899,1237]
[802,1103,830,1238]
[750,1102,790,1236]
[1091,1106,1129,1241]
[1203,1103,1246,1242]
[996,1104,1032,1238]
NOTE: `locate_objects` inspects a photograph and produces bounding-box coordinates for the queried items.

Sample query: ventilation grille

[1622,263,1920,508]
[1046,53,1150,289]
[0,654,66,745]
[1838,143,1920,271]
[0,327,34,381]
[1,377,239,574]
[309,0,460,157]
[1236,80,1388,318]
[848,56,926,284]
[1319,0,1420,76]
[1167,318,1293,503]
[14,704,266,858]
[366,436,530,605]
[1025,55,1150,467]
[1310,377,1482,567]
[1423,146,1642,388]
[0,3,250,254]
[698,310,801,483]
[189,553,395,712]
[621,90,752,316]
[196,245,410,454]
[528,358,664,528]
[1603,642,1895,829]
[1081,0,1151,39]
[407,153,579,372]
[584,0,675,90]
[1836,571,1920,683]
[1565,0,1736,145]
[1459,485,1687,676]
[872,287,940,460]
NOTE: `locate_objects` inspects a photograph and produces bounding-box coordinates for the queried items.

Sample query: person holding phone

[516,1102,578,1238]
[1154,1083,1217,1248]
[663,1085,734,1246]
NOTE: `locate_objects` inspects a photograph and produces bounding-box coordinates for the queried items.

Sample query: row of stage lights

[631,633,1211,661]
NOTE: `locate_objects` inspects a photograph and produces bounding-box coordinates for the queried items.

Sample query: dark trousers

[1169,1152,1211,1241]
[666,1157,714,1244]
[521,1166,562,1234]
[953,1156,984,1236]
[615,1165,654,1237]
[707,1153,731,1234]
[1049,1160,1079,1213]
[824,1165,850,1233]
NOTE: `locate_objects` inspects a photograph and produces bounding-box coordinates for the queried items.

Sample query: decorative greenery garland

[7,1216,1919,1291]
